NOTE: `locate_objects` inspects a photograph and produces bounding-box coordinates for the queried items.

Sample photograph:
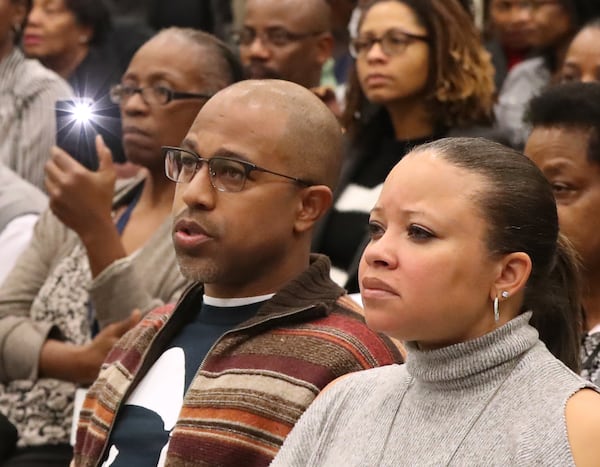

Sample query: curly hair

[342,0,494,140]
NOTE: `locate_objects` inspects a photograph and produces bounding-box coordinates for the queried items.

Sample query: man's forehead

[190,95,287,144]
[245,0,318,25]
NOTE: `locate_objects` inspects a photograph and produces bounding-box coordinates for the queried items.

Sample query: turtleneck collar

[405,312,539,390]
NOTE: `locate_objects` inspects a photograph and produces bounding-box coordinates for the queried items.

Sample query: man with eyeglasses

[72,79,403,467]
[235,0,334,89]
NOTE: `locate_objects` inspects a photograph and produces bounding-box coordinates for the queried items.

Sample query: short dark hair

[411,137,582,372]
[527,82,600,165]
[64,0,111,45]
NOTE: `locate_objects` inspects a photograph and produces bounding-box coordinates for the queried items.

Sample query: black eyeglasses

[350,28,428,58]
[232,27,324,48]
[110,84,213,106]
[163,146,312,192]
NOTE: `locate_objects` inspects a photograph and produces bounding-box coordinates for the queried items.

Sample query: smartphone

[55,98,126,170]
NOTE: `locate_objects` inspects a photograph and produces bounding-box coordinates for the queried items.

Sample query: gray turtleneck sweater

[271,313,596,466]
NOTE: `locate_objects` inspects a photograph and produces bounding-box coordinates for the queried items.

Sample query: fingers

[96,135,115,173]
[128,308,143,329]
[49,144,82,171]
[107,309,143,339]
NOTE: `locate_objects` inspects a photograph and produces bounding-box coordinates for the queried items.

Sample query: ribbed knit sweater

[272,312,597,466]
[73,254,404,466]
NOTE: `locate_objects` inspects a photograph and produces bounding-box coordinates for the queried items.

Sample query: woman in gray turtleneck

[271,137,600,466]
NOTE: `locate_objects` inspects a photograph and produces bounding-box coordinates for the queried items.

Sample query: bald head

[198,80,343,190]
[240,0,334,88]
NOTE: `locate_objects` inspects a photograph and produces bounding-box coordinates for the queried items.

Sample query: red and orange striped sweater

[73,255,404,466]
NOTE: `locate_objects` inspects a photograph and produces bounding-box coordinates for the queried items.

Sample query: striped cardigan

[73,254,404,466]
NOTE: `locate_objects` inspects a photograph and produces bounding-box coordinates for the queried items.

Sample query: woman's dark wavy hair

[342,0,495,146]
[64,0,111,45]
[410,137,582,372]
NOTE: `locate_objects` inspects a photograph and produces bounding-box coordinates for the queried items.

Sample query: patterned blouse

[581,331,600,386]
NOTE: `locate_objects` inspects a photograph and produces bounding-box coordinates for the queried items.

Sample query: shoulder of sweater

[11,58,72,96]
[326,363,407,398]
[282,298,406,364]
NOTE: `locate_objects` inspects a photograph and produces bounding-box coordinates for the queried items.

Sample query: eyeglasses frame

[162,146,312,192]
[110,84,213,106]
[350,28,429,59]
[232,27,325,48]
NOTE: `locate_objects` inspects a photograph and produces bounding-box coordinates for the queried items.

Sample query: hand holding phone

[46,135,117,238]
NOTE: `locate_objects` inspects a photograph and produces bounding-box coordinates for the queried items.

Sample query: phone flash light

[72,101,94,124]
[62,98,96,125]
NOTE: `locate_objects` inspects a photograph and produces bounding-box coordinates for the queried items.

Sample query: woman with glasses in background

[312,0,496,294]
[0,28,242,466]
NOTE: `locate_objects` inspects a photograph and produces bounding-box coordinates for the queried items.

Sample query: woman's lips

[361,276,399,299]
[364,73,392,87]
[23,34,43,47]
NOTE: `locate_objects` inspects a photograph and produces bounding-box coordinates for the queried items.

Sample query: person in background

[148,0,233,41]
[312,0,496,293]
[495,0,600,149]
[559,18,600,83]
[0,0,72,190]
[0,28,241,466]
[321,0,357,99]
[0,163,47,284]
[235,0,334,89]
[525,82,600,386]
[23,0,115,100]
[272,137,599,466]
[23,0,152,170]
[483,0,534,91]
[72,80,403,467]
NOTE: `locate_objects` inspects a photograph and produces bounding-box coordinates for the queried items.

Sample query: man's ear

[490,251,532,303]
[315,33,335,66]
[294,185,333,233]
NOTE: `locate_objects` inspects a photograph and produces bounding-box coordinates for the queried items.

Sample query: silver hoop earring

[493,296,500,322]
[493,291,509,322]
